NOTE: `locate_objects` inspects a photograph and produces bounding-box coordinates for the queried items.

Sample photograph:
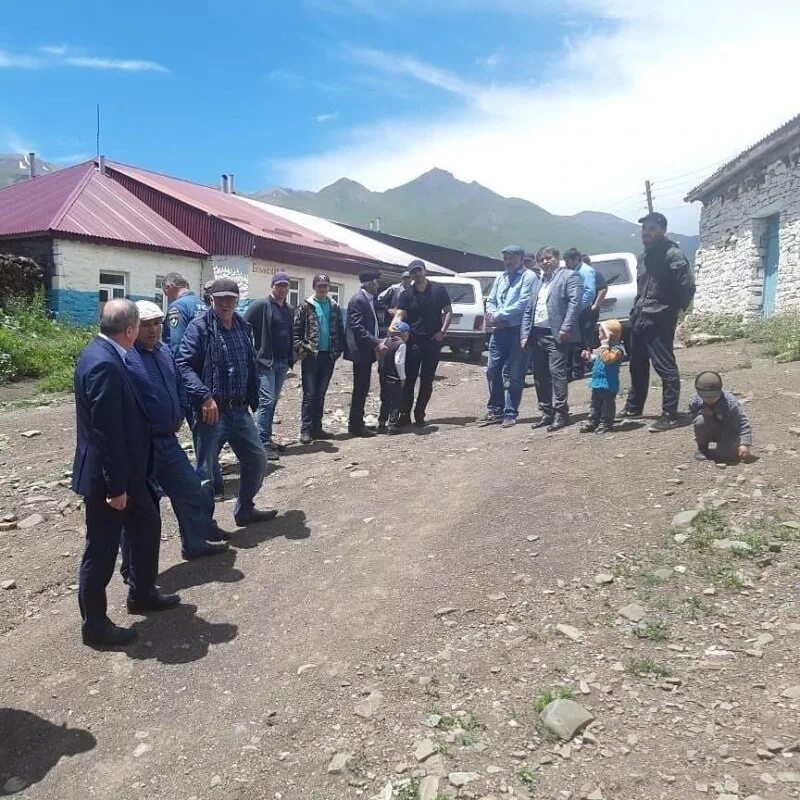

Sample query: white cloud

[0,44,168,73]
[275,0,800,234]
[314,113,339,124]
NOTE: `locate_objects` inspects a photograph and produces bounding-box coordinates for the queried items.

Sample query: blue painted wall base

[47,289,98,325]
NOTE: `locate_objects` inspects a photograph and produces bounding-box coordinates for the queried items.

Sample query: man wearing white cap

[124,300,230,560]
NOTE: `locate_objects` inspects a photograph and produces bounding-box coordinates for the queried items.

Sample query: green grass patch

[626,658,670,677]
[689,508,728,550]
[635,620,670,642]
[517,766,538,791]
[680,312,747,342]
[533,686,575,712]
[749,311,800,362]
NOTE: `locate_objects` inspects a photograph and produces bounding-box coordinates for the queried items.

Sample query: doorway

[762,215,780,316]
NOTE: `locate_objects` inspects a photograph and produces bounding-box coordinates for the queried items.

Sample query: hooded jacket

[632,237,695,319]
[292,295,344,361]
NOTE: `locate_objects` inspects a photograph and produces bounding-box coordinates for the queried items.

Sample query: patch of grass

[748,311,800,362]
[423,676,441,699]
[680,312,747,343]
[626,658,670,677]
[689,508,728,550]
[0,293,94,390]
[533,686,575,712]
[517,766,538,791]
[718,358,753,373]
[397,779,420,800]
[737,530,767,557]
[461,711,486,731]
[635,620,670,642]
[682,596,713,620]
[701,561,746,589]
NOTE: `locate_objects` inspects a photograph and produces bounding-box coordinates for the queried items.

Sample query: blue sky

[1,0,798,234]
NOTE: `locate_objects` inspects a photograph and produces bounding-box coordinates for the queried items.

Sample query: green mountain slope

[255,168,698,260]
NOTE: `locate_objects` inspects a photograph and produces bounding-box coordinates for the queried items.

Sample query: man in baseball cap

[124,300,229,561]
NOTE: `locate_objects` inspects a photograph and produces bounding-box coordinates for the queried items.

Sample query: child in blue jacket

[580,319,626,434]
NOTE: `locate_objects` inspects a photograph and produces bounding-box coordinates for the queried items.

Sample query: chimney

[375,216,381,232]
[98,155,106,175]
[221,174,229,193]
[28,152,36,179]
[369,220,374,231]
[228,173,235,194]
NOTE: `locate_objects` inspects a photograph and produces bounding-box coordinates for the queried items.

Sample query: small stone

[764,739,784,753]
[618,603,645,623]
[21,430,41,438]
[448,772,480,788]
[652,569,672,581]
[781,520,800,531]
[354,691,385,719]
[434,607,458,617]
[556,623,584,642]
[421,714,442,728]
[671,509,701,530]
[673,565,687,574]
[0,521,17,532]
[3,777,27,793]
[777,772,800,784]
[18,513,45,529]
[349,470,370,478]
[133,742,152,758]
[757,749,775,760]
[415,738,437,762]
[539,699,595,741]
[419,776,440,800]
[1,579,15,590]
[673,533,689,544]
[327,752,353,774]
[296,663,317,675]
[781,686,800,700]
[586,789,603,800]
[712,539,752,553]
[789,427,800,437]
[209,774,222,787]
[593,573,614,585]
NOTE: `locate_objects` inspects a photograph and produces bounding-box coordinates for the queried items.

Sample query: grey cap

[502,244,526,255]
[695,370,723,399]
[408,259,426,272]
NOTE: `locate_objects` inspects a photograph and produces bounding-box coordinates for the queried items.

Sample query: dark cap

[638,211,668,228]
[408,259,426,272]
[502,244,526,256]
[359,269,381,283]
[271,271,291,286]
[401,270,411,278]
[312,273,330,287]
[209,277,240,298]
[695,370,723,399]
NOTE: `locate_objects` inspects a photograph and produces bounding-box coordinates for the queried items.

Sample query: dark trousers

[589,388,616,426]
[349,360,374,430]
[301,351,336,433]
[626,313,680,416]
[694,414,739,461]
[529,329,570,418]
[378,372,403,426]
[79,483,160,633]
[569,308,598,378]
[402,337,441,420]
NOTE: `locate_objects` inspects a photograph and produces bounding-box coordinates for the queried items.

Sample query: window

[441,282,476,305]
[593,259,631,286]
[288,278,303,308]
[328,282,341,304]
[155,275,166,311]
[98,272,127,311]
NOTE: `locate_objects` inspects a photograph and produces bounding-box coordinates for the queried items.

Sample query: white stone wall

[52,238,204,298]
[693,145,800,317]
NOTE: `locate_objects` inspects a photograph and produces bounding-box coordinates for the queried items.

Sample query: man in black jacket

[345,269,387,437]
[244,272,295,460]
[620,212,695,432]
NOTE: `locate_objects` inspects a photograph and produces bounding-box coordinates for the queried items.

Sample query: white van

[428,276,485,360]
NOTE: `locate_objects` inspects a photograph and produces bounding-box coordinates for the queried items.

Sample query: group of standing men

[482,211,695,432]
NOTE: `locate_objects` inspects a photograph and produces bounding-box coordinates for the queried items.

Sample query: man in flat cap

[345,269,387,437]
[620,211,695,432]
[482,245,536,426]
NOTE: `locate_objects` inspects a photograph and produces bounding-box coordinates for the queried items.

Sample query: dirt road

[1,341,799,800]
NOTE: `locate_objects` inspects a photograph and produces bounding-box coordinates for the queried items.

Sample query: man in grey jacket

[521,246,583,431]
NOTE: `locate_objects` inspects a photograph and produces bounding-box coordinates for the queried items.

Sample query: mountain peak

[320,177,369,194]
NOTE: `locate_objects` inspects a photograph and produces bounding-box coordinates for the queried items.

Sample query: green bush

[679,312,747,343]
[0,292,94,390]
[748,311,800,363]
[0,254,44,302]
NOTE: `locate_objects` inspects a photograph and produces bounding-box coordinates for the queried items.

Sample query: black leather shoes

[532,416,554,429]
[182,543,229,560]
[234,508,278,526]
[547,414,569,432]
[82,623,137,647]
[127,592,181,615]
[312,429,334,440]
[206,524,231,542]
[348,427,376,438]
[617,407,643,419]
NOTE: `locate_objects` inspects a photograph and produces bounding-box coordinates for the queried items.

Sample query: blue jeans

[300,351,336,434]
[256,360,289,446]
[188,406,223,493]
[194,407,266,521]
[153,435,217,556]
[486,326,527,419]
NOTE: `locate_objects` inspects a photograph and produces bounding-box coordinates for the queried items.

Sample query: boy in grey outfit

[689,371,753,463]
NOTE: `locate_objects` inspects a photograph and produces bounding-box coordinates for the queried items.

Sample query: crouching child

[377,322,410,435]
[690,371,753,463]
[580,319,625,434]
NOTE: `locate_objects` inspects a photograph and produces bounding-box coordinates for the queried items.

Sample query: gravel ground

[1,340,799,800]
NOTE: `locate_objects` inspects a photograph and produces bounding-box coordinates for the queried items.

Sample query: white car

[428,276,485,360]
[460,271,502,302]
[586,252,638,329]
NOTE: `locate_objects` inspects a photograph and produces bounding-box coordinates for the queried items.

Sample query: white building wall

[693,146,800,317]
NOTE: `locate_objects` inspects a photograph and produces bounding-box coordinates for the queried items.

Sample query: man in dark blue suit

[345,270,386,437]
[72,299,179,648]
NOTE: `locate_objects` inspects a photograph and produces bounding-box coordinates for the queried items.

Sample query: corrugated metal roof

[237,196,454,276]
[105,161,380,263]
[0,160,207,255]
[686,113,800,202]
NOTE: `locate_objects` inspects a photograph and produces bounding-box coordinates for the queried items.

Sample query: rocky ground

[1,340,799,800]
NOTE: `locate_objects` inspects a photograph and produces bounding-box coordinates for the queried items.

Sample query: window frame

[98,271,128,312]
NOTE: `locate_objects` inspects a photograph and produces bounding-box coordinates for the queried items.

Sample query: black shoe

[127,592,181,615]
[413,416,426,429]
[532,416,554,429]
[234,508,278,526]
[694,447,710,461]
[268,439,287,452]
[595,424,613,435]
[618,407,643,419]
[547,414,569,432]
[387,426,400,435]
[206,524,231,542]
[580,420,597,433]
[312,429,334,440]
[479,412,503,426]
[649,414,679,433]
[300,431,313,445]
[182,543,229,560]
[397,413,412,428]
[82,623,137,648]
[376,423,388,434]
[348,427,376,438]
[265,445,280,461]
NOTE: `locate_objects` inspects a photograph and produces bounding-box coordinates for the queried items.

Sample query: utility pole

[645,179,654,213]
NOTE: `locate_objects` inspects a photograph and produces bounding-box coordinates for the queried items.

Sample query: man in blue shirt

[125,301,230,560]
[482,245,536,427]
[564,248,594,380]
[177,279,274,527]
[163,272,206,355]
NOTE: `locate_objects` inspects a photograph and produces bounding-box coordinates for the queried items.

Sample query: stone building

[686,114,800,318]
[0,159,450,325]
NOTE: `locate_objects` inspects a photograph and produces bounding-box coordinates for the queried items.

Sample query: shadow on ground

[158,548,244,593]
[233,510,311,548]
[0,708,96,795]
